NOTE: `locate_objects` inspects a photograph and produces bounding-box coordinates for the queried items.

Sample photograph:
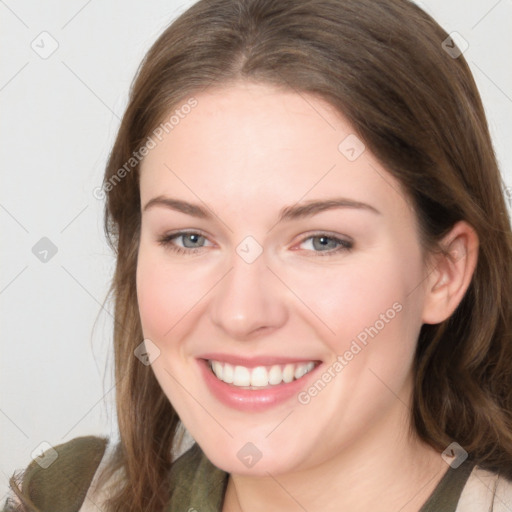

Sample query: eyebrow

[142,196,381,221]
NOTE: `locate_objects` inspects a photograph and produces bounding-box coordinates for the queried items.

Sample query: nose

[209,250,288,340]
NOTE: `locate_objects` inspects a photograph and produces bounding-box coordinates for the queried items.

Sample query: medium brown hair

[95,0,512,509]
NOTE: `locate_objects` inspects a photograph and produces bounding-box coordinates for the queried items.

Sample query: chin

[197,435,308,476]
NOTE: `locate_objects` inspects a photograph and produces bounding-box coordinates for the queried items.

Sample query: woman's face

[137,81,432,475]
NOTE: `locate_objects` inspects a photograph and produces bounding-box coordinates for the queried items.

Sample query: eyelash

[157,231,353,257]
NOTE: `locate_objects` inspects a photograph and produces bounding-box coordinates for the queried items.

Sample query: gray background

[1,0,511,500]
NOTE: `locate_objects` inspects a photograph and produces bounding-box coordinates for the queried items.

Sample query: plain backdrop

[1,0,511,500]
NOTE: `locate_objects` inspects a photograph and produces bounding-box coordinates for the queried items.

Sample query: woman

[5,0,512,510]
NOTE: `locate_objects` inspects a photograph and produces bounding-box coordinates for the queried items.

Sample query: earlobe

[421,221,479,325]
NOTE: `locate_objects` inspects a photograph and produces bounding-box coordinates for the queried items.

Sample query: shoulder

[3,436,227,512]
[456,464,512,511]
[2,435,113,512]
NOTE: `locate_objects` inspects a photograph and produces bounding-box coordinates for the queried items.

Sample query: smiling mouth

[207,359,320,389]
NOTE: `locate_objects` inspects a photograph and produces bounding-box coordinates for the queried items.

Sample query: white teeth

[209,360,317,388]
[282,364,295,383]
[250,366,268,387]
[294,365,306,379]
[295,361,314,379]
[268,365,282,385]
[223,363,234,383]
[211,360,223,380]
[233,365,251,386]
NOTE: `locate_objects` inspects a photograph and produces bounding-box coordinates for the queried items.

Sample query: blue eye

[298,234,353,256]
[157,231,353,257]
[157,232,209,255]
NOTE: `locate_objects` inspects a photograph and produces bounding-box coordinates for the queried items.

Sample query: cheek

[136,248,197,341]
[292,257,423,434]
[289,251,423,359]
[137,258,172,340]
[136,251,198,401]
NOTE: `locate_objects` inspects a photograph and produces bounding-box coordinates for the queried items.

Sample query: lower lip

[197,359,322,412]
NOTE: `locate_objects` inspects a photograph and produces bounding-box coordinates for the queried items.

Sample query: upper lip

[199,353,322,368]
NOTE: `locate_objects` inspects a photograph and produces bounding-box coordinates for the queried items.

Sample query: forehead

[139,82,412,222]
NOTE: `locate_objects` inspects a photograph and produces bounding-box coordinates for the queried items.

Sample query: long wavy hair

[94,0,512,509]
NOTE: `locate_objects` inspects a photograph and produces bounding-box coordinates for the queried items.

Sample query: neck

[222,389,447,512]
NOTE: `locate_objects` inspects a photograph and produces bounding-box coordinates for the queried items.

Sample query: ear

[421,221,479,325]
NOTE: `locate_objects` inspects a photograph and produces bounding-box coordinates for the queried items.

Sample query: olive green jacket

[3,435,512,511]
